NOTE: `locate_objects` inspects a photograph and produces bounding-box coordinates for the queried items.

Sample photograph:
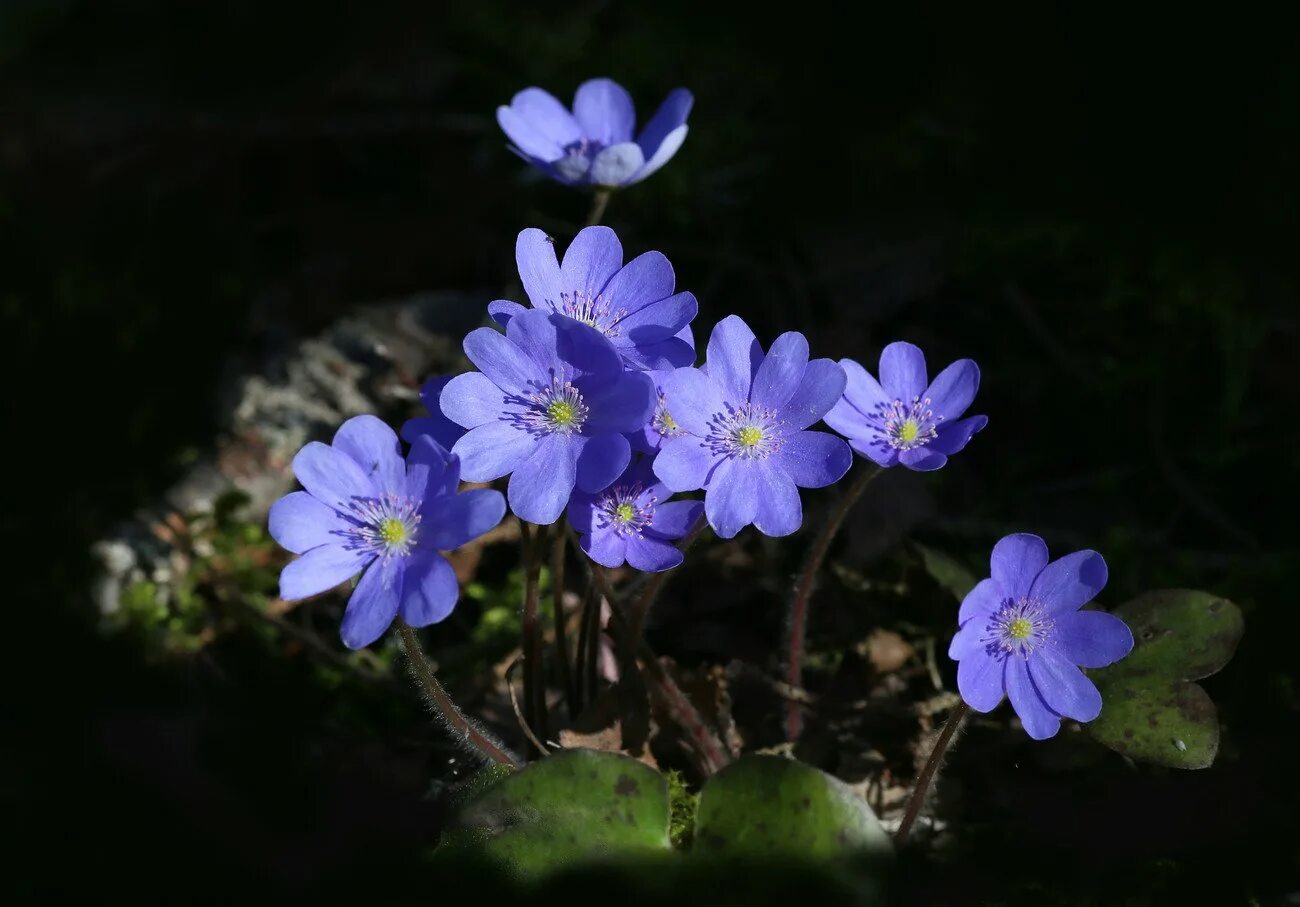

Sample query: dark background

[5,2,1298,903]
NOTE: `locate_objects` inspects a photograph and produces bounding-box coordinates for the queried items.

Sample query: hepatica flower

[497,77,693,188]
[567,458,703,572]
[947,534,1134,740]
[653,315,853,538]
[488,227,697,371]
[400,376,466,452]
[631,369,685,453]
[824,341,987,471]
[268,416,506,649]
[442,308,655,525]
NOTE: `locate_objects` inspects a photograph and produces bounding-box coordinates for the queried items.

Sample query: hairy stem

[585,188,611,226]
[894,701,969,843]
[395,620,521,768]
[520,522,547,756]
[550,529,576,718]
[628,514,709,647]
[783,463,882,740]
[574,578,600,711]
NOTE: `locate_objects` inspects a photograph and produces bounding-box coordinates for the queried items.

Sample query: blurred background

[5,2,1298,902]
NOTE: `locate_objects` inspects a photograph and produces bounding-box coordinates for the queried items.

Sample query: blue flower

[567,457,703,572]
[400,376,466,452]
[824,341,987,471]
[948,534,1134,740]
[652,315,853,539]
[442,309,655,525]
[268,416,506,649]
[497,77,693,188]
[630,369,685,453]
[488,227,696,371]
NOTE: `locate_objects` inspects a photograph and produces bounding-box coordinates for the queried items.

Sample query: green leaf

[693,755,892,861]
[1087,589,1243,769]
[436,748,671,879]
[914,543,978,601]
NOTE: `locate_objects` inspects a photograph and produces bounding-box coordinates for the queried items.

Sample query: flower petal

[1029,549,1108,613]
[777,359,847,431]
[280,544,367,600]
[406,434,459,502]
[553,315,624,382]
[487,299,530,329]
[463,325,545,396]
[399,551,460,628]
[1029,647,1103,722]
[614,291,697,346]
[630,124,688,184]
[990,533,1050,600]
[619,335,697,370]
[752,460,802,537]
[958,577,1005,624]
[704,458,759,539]
[878,341,928,403]
[422,488,507,550]
[269,492,345,554]
[899,446,949,471]
[452,422,534,482]
[647,499,703,539]
[924,358,980,421]
[750,332,809,413]
[947,622,986,660]
[441,371,509,430]
[508,434,580,524]
[1006,656,1062,740]
[590,142,645,187]
[957,651,1005,712]
[625,534,684,572]
[930,415,988,456]
[660,367,725,436]
[340,558,402,649]
[1053,610,1134,668]
[497,105,567,161]
[505,87,582,150]
[848,435,899,468]
[401,376,465,451]
[635,89,693,164]
[575,433,630,494]
[580,527,628,569]
[515,228,564,310]
[292,441,378,509]
[332,415,405,496]
[706,315,763,403]
[600,250,676,315]
[561,226,623,299]
[573,77,636,146]
[774,431,852,488]
[582,371,655,434]
[840,358,890,416]
[653,438,715,492]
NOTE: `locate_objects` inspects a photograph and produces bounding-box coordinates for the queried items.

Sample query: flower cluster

[266,74,1132,756]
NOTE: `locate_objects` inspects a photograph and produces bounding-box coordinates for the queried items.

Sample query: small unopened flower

[824,341,987,471]
[400,376,466,452]
[269,416,506,649]
[497,78,693,188]
[653,315,853,539]
[488,227,696,371]
[567,458,703,572]
[947,533,1134,740]
[441,309,655,524]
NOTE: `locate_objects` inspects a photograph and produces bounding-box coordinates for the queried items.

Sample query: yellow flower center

[898,418,920,444]
[378,517,409,546]
[547,399,577,426]
[614,502,636,523]
[1008,617,1033,640]
[737,426,764,448]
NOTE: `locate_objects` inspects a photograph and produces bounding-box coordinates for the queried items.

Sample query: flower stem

[628,514,709,647]
[894,700,968,843]
[783,462,882,740]
[574,578,601,711]
[585,188,611,226]
[520,522,547,756]
[550,529,576,718]
[395,620,521,768]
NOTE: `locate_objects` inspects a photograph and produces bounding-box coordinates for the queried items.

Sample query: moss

[666,770,699,849]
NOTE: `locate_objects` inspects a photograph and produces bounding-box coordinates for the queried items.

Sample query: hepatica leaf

[1087,589,1243,769]
[693,755,893,860]
[436,748,671,879]
[914,543,978,601]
